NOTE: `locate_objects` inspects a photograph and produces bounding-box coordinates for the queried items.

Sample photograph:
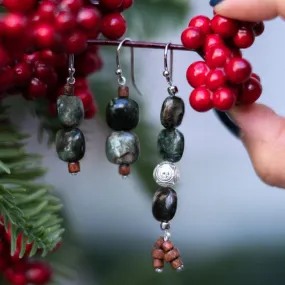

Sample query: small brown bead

[164,248,180,262]
[170,258,183,270]
[63,84,74,96]
[119,164,130,176]
[162,241,174,252]
[152,248,164,260]
[68,161,80,174]
[153,258,164,269]
[118,86,129,98]
[154,237,164,249]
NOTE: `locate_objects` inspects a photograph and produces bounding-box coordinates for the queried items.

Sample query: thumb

[229,104,285,188]
[211,0,285,21]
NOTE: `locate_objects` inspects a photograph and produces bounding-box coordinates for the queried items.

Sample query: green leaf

[0,160,11,174]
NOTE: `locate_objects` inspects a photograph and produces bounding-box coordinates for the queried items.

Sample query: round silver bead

[155,268,163,273]
[176,265,184,272]
[168,85,178,96]
[160,222,170,230]
[163,70,170,77]
[115,69,122,75]
[153,162,180,187]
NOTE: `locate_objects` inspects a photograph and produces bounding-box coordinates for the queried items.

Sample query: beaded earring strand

[152,43,185,273]
[55,54,86,174]
[105,38,142,177]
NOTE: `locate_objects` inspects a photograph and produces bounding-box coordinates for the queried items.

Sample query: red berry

[4,268,28,285]
[54,11,77,33]
[85,103,97,119]
[54,53,68,69]
[64,30,87,54]
[238,77,262,104]
[60,0,83,14]
[26,262,52,285]
[189,15,211,35]
[233,27,255,49]
[205,45,230,68]
[3,13,27,38]
[225,57,252,84]
[186,61,209,88]
[14,62,32,86]
[251,73,261,81]
[3,0,36,13]
[101,13,127,40]
[75,78,88,90]
[206,69,226,90]
[230,48,242,58]
[189,87,212,112]
[33,24,55,49]
[253,22,265,37]
[75,52,99,76]
[0,66,15,91]
[211,15,239,38]
[40,49,56,65]
[77,7,101,32]
[0,255,9,273]
[28,78,47,99]
[203,34,224,53]
[23,52,41,66]
[212,87,236,110]
[181,27,205,50]
[100,0,123,9]
[121,0,133,9]
[0,46,9,69]
[37,1,57,22]
[76,89,93,110]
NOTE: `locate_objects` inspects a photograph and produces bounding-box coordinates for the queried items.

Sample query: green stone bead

[106,131,140,165]
[160,96,185,129]
[157,129,184,163]
[57,95,84,127]
[55,128,85,162]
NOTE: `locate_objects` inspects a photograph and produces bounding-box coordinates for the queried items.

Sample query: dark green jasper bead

[55,128,85,162]
[160,96,185,129]
[57,95,84,127]
[106,97,139,131]
[106,131,140,165]
[158,129,184,163]
[152,187,177,222]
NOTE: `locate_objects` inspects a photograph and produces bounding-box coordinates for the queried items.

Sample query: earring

[151,43,185,273]
[105,38,141,177]
[55,54,85,174]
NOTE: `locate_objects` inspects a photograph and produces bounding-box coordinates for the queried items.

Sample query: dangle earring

[105,38,141,177]
[55,54,85,174]
[151,44,185,272]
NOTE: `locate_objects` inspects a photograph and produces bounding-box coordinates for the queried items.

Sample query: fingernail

[209,0,223,7]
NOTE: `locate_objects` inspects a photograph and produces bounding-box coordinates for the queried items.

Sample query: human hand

[210,0,285,188]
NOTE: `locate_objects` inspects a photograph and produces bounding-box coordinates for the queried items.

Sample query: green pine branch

[0,105,64,257]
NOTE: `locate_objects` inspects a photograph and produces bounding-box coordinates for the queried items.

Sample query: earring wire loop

[67,54,75,85]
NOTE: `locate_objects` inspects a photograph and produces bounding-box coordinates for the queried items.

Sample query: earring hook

[116,38,143,96]
[67,54,75,85]
[163,43,178,96]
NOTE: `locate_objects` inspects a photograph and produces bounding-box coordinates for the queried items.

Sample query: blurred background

[8,0,285,284]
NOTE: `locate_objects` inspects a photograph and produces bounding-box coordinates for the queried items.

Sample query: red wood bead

[238,77,262,105]
[68,162,80,174]
[152,248,165,260]
[189,15,211,35]
[212,87,236,111]
[162,241,174,252]
[164,248,180,262]
[206,69,226,91]
[181,27,205,50]
[154,237,164,249]
[190,87,213,112]
[233,27,255,49]
[225,57,252,84]
[211,15,239,38]
[186,61,209,88]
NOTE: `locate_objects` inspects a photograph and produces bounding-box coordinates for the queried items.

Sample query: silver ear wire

[116,38,143,96]
[67,54,75,84]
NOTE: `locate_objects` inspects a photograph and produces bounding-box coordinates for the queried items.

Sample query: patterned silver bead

[155,268,163,273]
[153,161,180,187]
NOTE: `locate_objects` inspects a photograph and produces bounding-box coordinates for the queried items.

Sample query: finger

[229,103,285,188]
[211,0,285,21]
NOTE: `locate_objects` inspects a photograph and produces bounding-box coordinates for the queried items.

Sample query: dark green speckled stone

[106,131,140,165]
[55,128,85,162]
[157,129,184,162]
[106,97,139,131]
[57,95,84,127]
[160,96,185,129]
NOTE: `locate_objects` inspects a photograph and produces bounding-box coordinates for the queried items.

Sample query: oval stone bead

[55,128,85,162]
[160,96,185,129]
[152,188,177,222]
[57,95,84,127]
[157,129,184,163]
[106,97,139,131]
[106,131,140,165]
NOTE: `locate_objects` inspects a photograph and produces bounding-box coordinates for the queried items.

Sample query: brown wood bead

[63,84,74,96]
[170,258,183,270]
[162,241,174,252]
[119,164,130,176]
[152,248,164,260]
[164,248,180,262]
[154,237,164,249]
[153,258,164,269]
[118,86,129,98]
[68,162,80,174]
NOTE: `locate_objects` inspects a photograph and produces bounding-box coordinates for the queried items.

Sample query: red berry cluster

[0,0,133,118]
[181,13,264,112]
[0,222,59,285]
